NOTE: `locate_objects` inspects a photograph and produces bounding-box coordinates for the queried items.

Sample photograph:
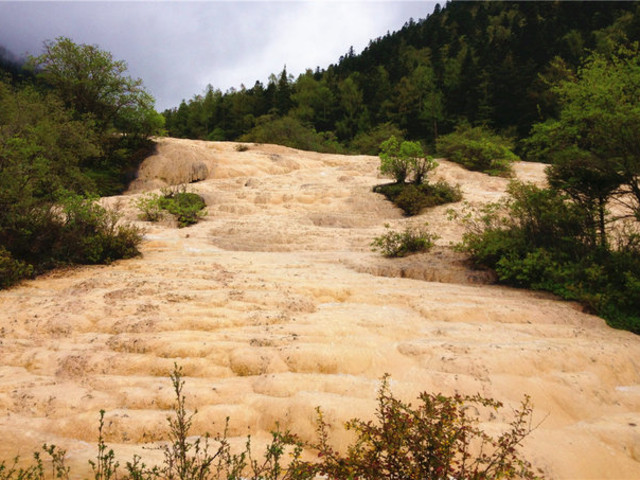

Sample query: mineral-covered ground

[1,138,639,478]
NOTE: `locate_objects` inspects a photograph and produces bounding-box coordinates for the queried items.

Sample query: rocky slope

[1,138,639,478]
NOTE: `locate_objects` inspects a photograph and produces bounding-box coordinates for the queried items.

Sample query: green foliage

[89,411,119,480]
[239,115,342,153]
[374,181,462,216]
[350,122,405,155]
[159,189,206,228]
[495,47,640,333]
[437,125,518,177]
[165,2,640,150]
[379,136,438,185]
[0,247,33,289]
[312,375,539,480]
[30,37,161,139]
[52,191,142,265]
[0,367,541,480]
[136,187,207,228]
[394,185,430,216]
[0,444,69,480]
[27,37,163,196]
[135,193,164,222]
[526,47,640,224]
[0,77,142,289]
[0,80,100,201]
[371,223,439,257]
[0,190,142,286]
[456,182,640,334]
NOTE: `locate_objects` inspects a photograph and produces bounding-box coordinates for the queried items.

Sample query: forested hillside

[164,1,640,334]
[163,1,640,152]
[0,38,163,287]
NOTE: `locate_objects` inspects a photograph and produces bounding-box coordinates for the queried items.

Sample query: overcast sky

[0,1,436,111]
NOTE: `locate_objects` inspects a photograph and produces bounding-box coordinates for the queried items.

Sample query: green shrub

[350,123,405,155]
[0,192,142,289]
[437,124,518,177]
[426,180,464,206]
[239,115,342,153]
[0,246,34,288]
[374,181,462,216]
[371,223,439,257]
[159,188,207,228]
[312,375,539,480]
[136,187,207,228]
[54,191,143,265]
[456,182,640,334]
[135,193,163,222]
[379,136,437,185]
[395,184,429,216]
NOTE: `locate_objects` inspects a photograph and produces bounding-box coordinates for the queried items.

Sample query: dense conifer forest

[162,1,640,152]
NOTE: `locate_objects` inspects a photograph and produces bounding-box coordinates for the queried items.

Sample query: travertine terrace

[1,138,639,478]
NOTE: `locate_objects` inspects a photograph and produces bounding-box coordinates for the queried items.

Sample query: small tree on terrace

[379,135,437,184]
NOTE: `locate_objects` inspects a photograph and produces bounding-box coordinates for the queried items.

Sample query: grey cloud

[0,1,435,111]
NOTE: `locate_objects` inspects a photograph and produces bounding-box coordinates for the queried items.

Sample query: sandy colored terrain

[1,138,639,478]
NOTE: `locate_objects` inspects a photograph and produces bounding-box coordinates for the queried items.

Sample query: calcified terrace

[1,138,639,478]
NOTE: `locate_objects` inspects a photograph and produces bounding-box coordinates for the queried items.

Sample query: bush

[437,125,518,177]
[379,136,437,185]
[135,193,164,222]
[374,181,462,216]
[350,123,405,155]
[53,191,143,265]
[0,192,142,289]
[0,246,33,288]
[136,187,207,228]
[456,182,640,334]
[239,115,343,153]
[312,375,539,480]
[0,367,541,480]
[395,184,430,216]
[159,188,207,228]
[371,223,439,257]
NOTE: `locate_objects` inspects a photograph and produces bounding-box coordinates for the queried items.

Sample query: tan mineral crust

[1,138,639,478]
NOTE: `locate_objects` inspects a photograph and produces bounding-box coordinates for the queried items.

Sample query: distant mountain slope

[164,1,640,147]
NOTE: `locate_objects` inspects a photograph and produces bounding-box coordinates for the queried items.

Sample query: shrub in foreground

[371,223,440,257]
[0,366,541,480]
[312,375,540,480]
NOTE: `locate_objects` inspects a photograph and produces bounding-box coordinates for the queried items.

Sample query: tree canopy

[162,1,640,151]
[0,38,160,288]
[31,37,163,139]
